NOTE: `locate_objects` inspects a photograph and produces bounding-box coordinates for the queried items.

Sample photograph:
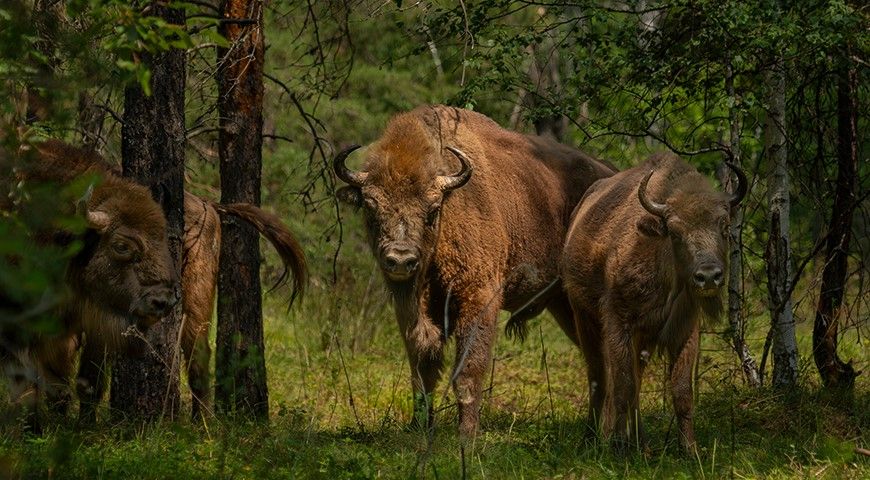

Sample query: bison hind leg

[187,332,212,420]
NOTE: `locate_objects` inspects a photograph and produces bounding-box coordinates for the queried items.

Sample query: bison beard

[335,105,615,437]
[4,140,307,424]
[560,152,745,453]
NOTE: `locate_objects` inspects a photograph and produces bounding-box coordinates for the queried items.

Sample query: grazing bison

[334,105,615,437]
[559,152,746,451]
[4,140,307,422]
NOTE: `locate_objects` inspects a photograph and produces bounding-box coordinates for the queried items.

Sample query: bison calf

[560,152,746,452]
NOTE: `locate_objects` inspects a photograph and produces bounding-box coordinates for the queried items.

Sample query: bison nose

[383,247,420,278]
[146,286,179,315]
[693,265,723,289]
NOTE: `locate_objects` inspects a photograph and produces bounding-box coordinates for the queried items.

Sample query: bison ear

[637,214,667,237]
[336,186,362,207]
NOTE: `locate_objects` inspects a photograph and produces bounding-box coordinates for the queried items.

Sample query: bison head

[70,180,180,327]
[334,144,472,283]
[636,163,746,297]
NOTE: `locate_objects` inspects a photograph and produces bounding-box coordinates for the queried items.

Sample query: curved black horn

[725,161,747,208]
[437,147,473,192]
[333,144,368,187]
[638,170,668,218]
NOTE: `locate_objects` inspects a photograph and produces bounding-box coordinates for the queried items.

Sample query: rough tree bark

[110,3,186,420]
[764,53,798,388]
[719,49,760,387]
[24,0,64,124]
[214,0,269,418]
[812,63,859,389]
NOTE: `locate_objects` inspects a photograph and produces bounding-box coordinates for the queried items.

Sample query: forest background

[0,0,867,478]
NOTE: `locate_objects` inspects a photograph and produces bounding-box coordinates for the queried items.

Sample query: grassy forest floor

[1,296,868,479]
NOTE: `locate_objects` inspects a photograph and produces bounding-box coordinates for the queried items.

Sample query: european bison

[334,105,615,437]
[4,140,307,422]
[559,152,746,451]
[2,140,180,426]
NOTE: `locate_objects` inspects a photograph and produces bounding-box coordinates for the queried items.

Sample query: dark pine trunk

[110,3,186,421]
[214,0,268,418]
[812,64,859,389]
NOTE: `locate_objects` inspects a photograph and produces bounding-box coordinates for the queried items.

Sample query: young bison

[560,152,745,452]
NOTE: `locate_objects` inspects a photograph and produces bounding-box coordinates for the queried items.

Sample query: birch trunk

[764,54,798,388]
[720,50,760,387]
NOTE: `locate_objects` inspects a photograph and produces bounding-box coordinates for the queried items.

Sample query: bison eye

[363,197,378,211]
[111,240,138,261]
[426,203,442,226]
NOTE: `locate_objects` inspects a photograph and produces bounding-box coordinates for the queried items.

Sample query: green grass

[2,294,867,478]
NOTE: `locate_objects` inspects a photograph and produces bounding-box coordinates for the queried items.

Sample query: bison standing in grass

[559,152,746,452]
[334,105,614,438]
[3,140,306,424]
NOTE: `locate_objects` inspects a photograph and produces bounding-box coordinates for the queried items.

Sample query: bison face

[637,164,746,298]
[72,185,180,328]
[638,201,730,297]
[334,145,472,283]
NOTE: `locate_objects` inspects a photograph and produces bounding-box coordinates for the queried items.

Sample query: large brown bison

[2,140,180,426]
[334,105,615,437]
[558,152,746,452]
[4,140,306,422]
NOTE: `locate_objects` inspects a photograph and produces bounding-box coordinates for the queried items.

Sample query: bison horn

[725,162,747,208]
[86,210,111,232]
[333,144,368,187]
[75,183,112,232]
[638,170,668,218]
[437,147,473,192]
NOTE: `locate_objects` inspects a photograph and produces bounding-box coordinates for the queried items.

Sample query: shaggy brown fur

[560,152,741,452]
[7,140,307,422]
[3,140,179,427]
[335,105,615,437]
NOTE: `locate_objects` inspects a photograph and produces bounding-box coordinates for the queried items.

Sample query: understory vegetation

[1,0,867,478]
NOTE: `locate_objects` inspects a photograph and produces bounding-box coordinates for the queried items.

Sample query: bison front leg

[569,306,606,437]
[405,344,445,431]
[76,336,111,424]
[601,319,640,453]
[33,333,78,417]
[669,321,699,453]
[452,294,500,440]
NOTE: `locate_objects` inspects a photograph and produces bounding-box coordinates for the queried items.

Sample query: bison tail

[214,203,308,306]
[504,277,561,343]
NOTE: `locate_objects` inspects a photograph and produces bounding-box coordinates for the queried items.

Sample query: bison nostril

[150,298,168,312]
[712,269,723,284]
[384,257,398,271]
[693,272,706,285]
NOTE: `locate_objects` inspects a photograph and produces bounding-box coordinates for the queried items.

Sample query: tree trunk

[214,0,269,418]
[764,54,798,388]
[110,2,186,420]
[812,64,859,389]
[24,0,64,124]
[719,50,760,387]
